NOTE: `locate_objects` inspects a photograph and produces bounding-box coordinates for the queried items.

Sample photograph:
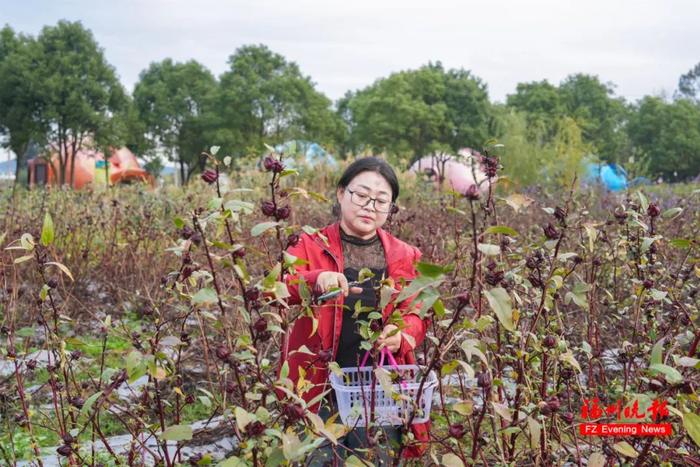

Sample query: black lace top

[335,227,387,368]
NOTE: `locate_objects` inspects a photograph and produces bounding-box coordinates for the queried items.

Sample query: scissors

[315,280,362,303]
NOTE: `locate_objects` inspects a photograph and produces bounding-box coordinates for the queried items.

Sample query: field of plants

[0,152,699,467]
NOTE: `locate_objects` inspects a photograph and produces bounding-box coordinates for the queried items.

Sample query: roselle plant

[0,144,698,466]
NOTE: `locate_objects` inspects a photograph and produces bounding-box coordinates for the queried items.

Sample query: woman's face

[336,171,393,239]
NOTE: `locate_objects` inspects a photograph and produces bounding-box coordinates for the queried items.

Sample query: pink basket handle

[359,348,408,391]
[360,346,393,368]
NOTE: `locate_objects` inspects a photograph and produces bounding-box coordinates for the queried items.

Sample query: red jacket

[279,222,430,457]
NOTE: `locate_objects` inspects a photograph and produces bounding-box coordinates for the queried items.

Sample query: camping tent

[409,149,490,194]
[583,161,628,192]
[274,140,338,169]
[28,146,153,189]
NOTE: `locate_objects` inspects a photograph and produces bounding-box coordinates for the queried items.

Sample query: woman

[280,157,429,465]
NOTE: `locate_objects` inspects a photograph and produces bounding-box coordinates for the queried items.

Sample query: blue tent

[584,161,628,192]
[274,140,338,169]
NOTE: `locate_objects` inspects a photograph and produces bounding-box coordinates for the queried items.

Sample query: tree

[216,44,341,157]
[627,96,700,181]
[505,80,565,142]
[506,75,630,164]
[133,58,216,182]
[678,63,700,100]
[558,74,629,164]
[344,62,491,165]
[0,26,45,184]
[36,20,127,185]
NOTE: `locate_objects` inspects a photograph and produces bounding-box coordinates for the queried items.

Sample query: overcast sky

[2,0,699,160]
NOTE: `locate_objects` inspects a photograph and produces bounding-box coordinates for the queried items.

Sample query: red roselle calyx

[543,223,560,240]
[283,403,305,422]
[463,184,481,201]
[253,316,268,333]
[543,335,557,349]
[201,169,218,184]
[276,206,291,220]
[647,203,661,218]
[476,372,492,389]
[287,233,300,248]
[215,345,231,362]
[261,201,276,217]
[448,423,466,439]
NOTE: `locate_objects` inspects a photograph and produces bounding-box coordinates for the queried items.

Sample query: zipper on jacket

[312,235,342,361]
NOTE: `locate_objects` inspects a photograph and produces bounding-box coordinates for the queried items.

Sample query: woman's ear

[336,187,344,205]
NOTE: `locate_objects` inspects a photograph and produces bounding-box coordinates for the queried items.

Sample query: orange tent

[28,146,154,189]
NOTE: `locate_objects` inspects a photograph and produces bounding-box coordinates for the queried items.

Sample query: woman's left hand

[377,324,402,353]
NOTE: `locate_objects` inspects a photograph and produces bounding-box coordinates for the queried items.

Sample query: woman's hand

[315,271,362,297]
[377,324,402,353]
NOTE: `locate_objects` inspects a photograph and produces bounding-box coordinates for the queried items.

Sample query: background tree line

[1,20,700,185]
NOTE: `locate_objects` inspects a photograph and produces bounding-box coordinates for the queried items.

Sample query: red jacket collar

[320,221,411,270]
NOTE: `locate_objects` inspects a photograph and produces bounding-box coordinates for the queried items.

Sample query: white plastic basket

[329,349,437,427]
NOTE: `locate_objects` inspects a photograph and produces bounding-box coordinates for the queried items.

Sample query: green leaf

[637,191,649,213]
[613,441,638,458]
[483,225,518,236]
[126,350,143,377]
[235,406,254,431]
[192,288,218,306]
[251,221,279,237]
[649,363,683,384]
[452,401,473,416]
[263,263,282,290]
[16,327,36,337]
[588,452,606,467]
[45,262,74,281]
[396,274,443,303]
[79,391,103,419]
[683,412,700,448]
[670,238,691,249]
[160,424,193,441]
[224,199,255,214]
[345,455,370,467]
[441,453,465,467]
[484,287,514,331]
[650,338,664,366]
[461,339,488,365]
[13,254,33,264]
[20,233,35,251]
[415,261,452,278]
[40,213,54,247]
[661,207,682,219]
[173,217,185,229]
[477,243,501,256]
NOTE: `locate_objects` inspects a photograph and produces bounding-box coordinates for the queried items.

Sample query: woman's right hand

[315,271,363,297]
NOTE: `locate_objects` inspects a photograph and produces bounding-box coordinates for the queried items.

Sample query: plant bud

[276,206,291,220]
[287,233,301,248]
[47,278,59,289]
[201,169,218,184]
[245,420,266,437]
[253,317,268,333]
[215,345,231,362]
[56,445,73,457]
[448,423,466,439]
[261,201,276,217]
[543,335,557,349]
[647,203,661,218]
[181,225,194,240]
[476,371,491,389]
[543,223,560,240]
[463,184,480,201]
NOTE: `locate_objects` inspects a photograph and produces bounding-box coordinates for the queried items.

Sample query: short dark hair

[336,157,400,202]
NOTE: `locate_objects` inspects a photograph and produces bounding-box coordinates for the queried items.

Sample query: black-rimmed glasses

[347,189,393,213]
